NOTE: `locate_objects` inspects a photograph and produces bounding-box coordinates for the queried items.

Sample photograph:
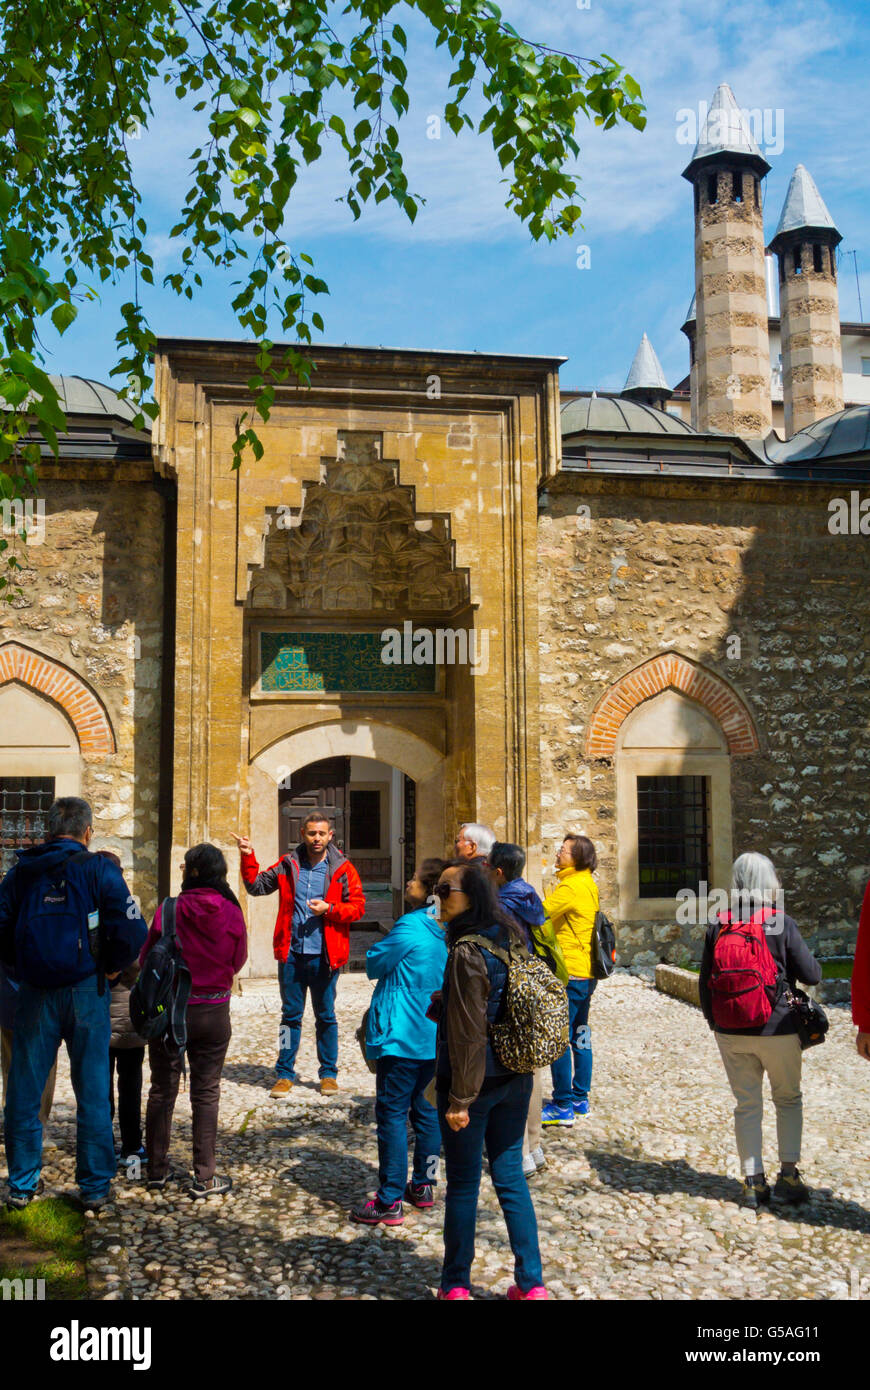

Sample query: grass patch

[667,960,852,979]
[0,1197,88,1300]
[821,959,852,980]
[237,1107,256,1136]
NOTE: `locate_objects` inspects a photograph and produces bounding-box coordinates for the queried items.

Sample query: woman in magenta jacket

[140,844,247,1197]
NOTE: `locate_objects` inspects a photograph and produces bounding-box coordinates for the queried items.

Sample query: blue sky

[42,0,870,397]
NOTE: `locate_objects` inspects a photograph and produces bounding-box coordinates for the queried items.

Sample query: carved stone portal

[247,429,469,614]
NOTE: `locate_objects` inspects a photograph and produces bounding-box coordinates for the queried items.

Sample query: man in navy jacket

[0,797,145,1209]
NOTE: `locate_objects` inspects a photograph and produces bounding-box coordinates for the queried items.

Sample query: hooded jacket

[365,906,447,1060]
[241,841,365,969]
[139,886,248,1003]
[543,866,599,979]
[0,838,145,987]
[498,878,545,948]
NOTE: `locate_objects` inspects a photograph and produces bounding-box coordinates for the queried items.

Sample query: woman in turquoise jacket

[351,858,447,1227]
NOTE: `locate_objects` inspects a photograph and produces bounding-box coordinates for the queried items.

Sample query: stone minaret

[768,164,844,437]
[621,333,672,411]
[682,84,772,438]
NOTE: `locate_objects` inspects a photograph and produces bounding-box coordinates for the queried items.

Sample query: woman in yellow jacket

[541,834,599,1127]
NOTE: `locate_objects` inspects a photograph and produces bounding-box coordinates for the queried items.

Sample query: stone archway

[243,720,446,973]
[585,652,759,759]
[0,642,115,754]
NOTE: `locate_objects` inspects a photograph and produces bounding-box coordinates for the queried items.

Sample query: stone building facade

[2,82,870,972]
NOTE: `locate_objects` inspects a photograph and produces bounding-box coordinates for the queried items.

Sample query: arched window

[586,654,758,923]
[614,690,733,921]
[0,683,82,875]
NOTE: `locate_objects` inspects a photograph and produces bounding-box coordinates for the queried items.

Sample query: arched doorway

[244,721,445,974]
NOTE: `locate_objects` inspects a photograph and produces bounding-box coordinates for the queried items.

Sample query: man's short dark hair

[489,842,526,881]
[47,797,92,840]
[301,809,332,831]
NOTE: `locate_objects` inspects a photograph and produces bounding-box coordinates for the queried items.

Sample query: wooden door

[278,757,349,855]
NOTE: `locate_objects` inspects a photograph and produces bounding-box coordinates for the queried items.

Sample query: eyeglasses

[434,881,465,900]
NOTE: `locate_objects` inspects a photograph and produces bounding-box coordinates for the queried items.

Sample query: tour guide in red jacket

[233,813,365,1097]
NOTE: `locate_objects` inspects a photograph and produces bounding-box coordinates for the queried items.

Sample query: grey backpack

[464,934,569,1073]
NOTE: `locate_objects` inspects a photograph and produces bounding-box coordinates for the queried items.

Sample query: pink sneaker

[507,1284,549,1300]
[437,1287,471,1300]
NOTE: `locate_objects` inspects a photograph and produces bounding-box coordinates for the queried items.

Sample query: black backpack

[129,898,191,1050]
[591,909,617,980]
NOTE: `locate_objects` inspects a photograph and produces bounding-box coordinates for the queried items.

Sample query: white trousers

[716,1031,804,1174]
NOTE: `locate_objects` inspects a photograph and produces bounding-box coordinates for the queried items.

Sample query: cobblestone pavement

[7,972,870,1301]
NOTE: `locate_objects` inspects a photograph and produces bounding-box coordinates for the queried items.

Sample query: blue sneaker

[541,1102,574,1127]
[573,1100,590,1116]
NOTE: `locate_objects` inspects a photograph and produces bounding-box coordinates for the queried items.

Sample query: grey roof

[623,333,670,394]
[764,405,870,463]
[768,164,841,249]
[682,84,771,180]
[48,375,140,423]
[561,394,697,437]
[683,292,697,326]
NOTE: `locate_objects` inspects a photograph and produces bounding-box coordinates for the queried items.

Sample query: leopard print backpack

[463,934,569,1072]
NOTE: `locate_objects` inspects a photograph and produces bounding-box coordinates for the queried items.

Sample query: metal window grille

[0,777,55,877]
[636,775,709,899]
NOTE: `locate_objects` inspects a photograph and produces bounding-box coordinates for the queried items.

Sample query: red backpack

[709,909,781,1029]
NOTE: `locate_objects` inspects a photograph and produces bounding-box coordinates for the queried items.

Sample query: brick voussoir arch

[585,652,759,759]
[0,642,115,755]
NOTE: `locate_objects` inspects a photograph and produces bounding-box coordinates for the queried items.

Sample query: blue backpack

[13,849,105,989]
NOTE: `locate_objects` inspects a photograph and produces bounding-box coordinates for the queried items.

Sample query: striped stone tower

[768,164,844,438]
[682,85,772,438]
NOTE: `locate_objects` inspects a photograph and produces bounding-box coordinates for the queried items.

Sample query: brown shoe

[320,1078,339,1095]
[270,1078,294,1098]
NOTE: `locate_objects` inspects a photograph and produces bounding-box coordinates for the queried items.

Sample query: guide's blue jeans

[438,1073,543,1293]
[276,952,339,1080]
[375,1054,440,1205]
[551,976,597,1107]
[4,976,116,1199]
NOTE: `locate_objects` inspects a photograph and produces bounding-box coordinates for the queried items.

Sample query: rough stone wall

[0,472,165,917]
[538,474,870,964]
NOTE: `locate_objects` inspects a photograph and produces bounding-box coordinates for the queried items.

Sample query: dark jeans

[276,952,338,1080]
[438,1073,543,1294]
[145,1001,231,1183]
[551,977,597,1107]
[109,1046,145,1156]
[375,1055,441,1205]
[4,977,115,1200]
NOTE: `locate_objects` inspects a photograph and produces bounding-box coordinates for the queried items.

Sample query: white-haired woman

[699,853,821,1209]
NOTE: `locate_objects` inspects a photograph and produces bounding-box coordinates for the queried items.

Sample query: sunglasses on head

[434,881,465,900]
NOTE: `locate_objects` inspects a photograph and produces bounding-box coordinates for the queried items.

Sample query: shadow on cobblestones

[277,1232,445,1300]
[586,1147,870,1233]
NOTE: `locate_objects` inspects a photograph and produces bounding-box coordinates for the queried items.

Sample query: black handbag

[591,909,617,980]
[782,982,829,1050]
